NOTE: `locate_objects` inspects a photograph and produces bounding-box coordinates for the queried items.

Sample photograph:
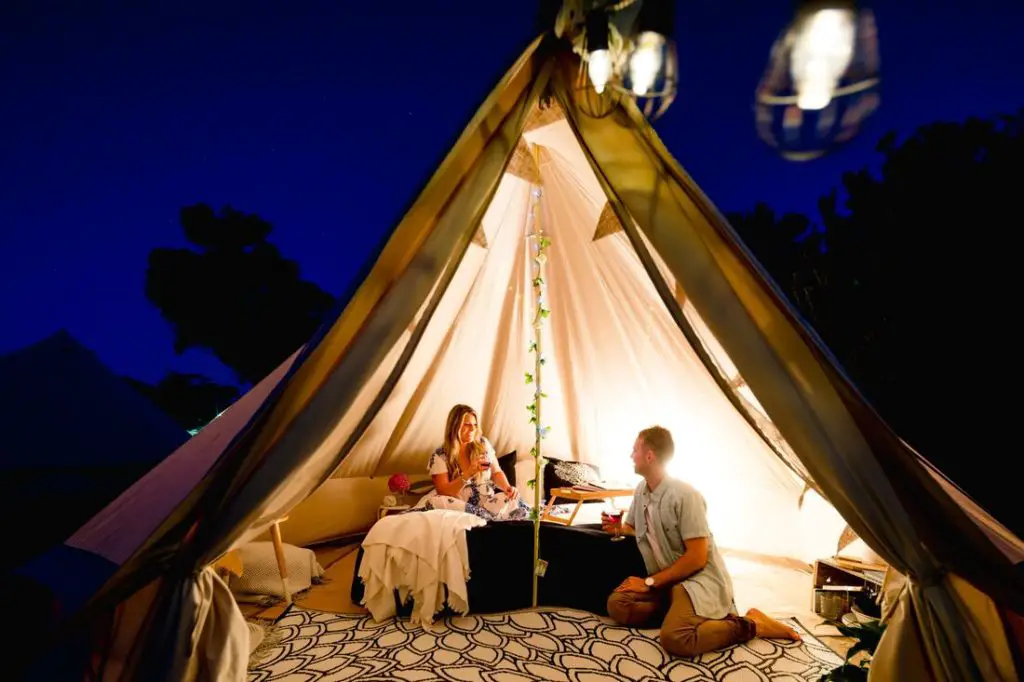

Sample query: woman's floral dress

[414,437,531,521]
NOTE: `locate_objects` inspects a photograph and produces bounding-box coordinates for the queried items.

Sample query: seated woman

[414,404,531,521]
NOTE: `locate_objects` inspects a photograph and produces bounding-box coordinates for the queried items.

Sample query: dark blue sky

[2,1,1022,386]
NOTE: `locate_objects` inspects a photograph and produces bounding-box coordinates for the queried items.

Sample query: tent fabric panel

[98,578,174,682]
[276,475,429,547]
[527,135,840,559]
[523,97,566,133]
[873,571,1021,681]
[592,201,623,241]
[506,137,543,184]
[65,350,301,566]
[325,175,541,481]
[627,222,817,488]
[557,93,881,542]
[944,574,1018,681]
[471,226,489,248]
[527,115,819,492]
[473,174,556,464]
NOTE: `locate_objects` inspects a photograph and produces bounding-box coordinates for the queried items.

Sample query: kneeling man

[605,426,800,657]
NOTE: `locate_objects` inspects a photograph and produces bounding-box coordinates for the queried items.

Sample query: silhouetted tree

[124,372,240,432]
[726,203,828,323]
[145,204,336,385]
[732,110,1024,534]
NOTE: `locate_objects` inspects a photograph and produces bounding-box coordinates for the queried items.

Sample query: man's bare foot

[745,608,801,641]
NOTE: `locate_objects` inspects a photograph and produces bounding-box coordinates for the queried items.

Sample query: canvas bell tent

[0,330,188,570]
[16,32,1024,682]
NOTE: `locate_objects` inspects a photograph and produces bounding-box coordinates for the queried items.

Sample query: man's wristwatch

[644,577,655,588]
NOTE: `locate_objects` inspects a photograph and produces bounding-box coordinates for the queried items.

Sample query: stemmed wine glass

[604,508,625,541]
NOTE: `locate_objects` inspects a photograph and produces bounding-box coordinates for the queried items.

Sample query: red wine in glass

[607,509,625,542]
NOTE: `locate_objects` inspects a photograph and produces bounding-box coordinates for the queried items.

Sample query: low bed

[350,518,645,618]
[351,453,639,619]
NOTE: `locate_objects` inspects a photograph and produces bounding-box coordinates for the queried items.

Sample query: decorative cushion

[228,541,325,603]
[497,450,517,487]
[543,457,603,503]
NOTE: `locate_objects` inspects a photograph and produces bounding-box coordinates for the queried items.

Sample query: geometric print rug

[247,607,844,681]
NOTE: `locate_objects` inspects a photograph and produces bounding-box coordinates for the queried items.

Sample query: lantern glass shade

[616,32,679,122]
[754,5,881,161]
[563,0,679,122]
[584,12,614,96]
[574,57,620,119]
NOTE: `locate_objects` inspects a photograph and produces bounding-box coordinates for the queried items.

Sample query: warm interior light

[587,49,612,94]
[628,31,665,96]
[789,8,856,111]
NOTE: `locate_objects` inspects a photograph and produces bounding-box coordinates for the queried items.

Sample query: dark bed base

[351,521,646,618]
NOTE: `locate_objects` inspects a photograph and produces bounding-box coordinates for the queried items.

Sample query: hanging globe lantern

[558,0,679,122]
[618,0,678,121]
[573,6,621,118]
[754,0,881,161]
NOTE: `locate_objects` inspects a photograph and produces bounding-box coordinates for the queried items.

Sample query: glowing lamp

[628,31,665,97]
[585,9,612,95]
[560,0,679,122]
[789,7,857,110]
[754,0,881,161]
[621,0,678,121]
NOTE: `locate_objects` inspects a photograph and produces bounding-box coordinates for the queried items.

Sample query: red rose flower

[388,473,411,495]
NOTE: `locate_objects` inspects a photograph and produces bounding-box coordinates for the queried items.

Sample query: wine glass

[477,450,491,479]
[607,509,625,542]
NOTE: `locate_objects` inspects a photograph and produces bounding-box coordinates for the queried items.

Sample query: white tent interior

[272,103,849,564]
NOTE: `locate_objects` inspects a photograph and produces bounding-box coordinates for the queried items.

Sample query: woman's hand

[503,485,519,501]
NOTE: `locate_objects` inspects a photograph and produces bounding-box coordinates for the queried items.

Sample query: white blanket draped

[357,510,486,629]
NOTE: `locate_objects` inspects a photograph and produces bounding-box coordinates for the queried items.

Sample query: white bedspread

[357,509,486,629]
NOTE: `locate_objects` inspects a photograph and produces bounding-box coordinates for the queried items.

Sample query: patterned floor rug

[248,607,843,681]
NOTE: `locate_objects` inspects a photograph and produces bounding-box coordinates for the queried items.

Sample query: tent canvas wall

[0,330,188,570]
[17,31,1024,682]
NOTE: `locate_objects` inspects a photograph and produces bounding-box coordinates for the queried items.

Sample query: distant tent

[15,29,1024,682]
[0,330,188,569]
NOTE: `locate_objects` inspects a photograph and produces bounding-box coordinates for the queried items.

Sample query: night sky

[2,1,1023,387]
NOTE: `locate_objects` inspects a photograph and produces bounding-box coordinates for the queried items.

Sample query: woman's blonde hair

[443,404,487,480]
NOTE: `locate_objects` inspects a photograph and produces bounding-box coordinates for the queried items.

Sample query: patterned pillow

[553,460,602,486]
[543,457,603,503]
